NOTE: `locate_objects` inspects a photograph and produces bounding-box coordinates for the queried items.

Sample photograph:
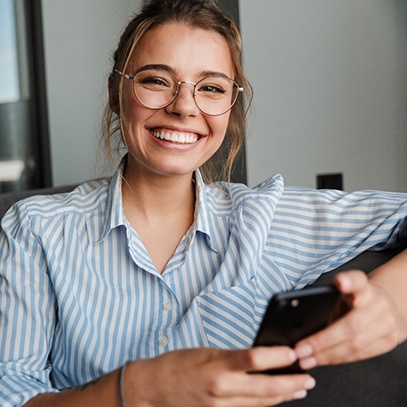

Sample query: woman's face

[119,22,234,180]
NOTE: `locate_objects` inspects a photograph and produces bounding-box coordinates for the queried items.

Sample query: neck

[121,165,196,222]
[120,158,197,273]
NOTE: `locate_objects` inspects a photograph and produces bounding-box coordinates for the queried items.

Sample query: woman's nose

[165,82,199,117]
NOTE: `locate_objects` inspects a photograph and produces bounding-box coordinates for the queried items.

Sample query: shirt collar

[94,158,127,243]
[194,169,220,252]
[96,161,219,249]
[194,170,285,254]
[94,160,284,254]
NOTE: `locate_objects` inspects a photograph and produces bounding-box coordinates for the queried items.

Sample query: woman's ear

[108,75,120,115]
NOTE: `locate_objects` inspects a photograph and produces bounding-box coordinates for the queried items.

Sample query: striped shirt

[1,164,407,406]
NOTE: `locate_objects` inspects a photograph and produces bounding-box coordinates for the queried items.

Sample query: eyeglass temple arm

[114,69,134,80]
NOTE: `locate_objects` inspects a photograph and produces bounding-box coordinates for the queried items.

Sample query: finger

[334,270,370,303]
[301,300,381,351]
[239,372,316,398]
[300,324,397,368]
[226,347,297,372]
[296,271,382,353]
[297,304,397,367]
[208,371,316,403]
[214,389,311,407]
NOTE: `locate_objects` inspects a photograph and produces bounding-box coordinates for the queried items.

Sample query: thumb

[334,270,369,295]
[334,270,371,309]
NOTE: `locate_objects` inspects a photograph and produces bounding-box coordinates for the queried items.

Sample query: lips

[150,128,200,144]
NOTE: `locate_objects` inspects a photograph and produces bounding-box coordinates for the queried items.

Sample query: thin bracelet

[120,362,130,407]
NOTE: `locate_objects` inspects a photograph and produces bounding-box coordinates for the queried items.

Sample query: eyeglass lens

[133,69,240,115]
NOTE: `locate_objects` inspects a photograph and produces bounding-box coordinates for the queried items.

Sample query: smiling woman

[114,22,237,184]
[104,1,252,184]
[1,1,407,407]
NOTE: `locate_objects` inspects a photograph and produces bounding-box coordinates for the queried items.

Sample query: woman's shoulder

[200,175,285,220]
[207,174,284,205]
[4,177,111,222]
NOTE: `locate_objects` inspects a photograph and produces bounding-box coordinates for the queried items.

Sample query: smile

[150,129,199,144]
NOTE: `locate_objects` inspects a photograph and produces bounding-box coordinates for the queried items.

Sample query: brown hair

[102,0,253,182]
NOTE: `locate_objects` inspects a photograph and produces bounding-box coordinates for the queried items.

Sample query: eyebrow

[200,70,232,80]
[135,64,233,79]
[135,64,173,74]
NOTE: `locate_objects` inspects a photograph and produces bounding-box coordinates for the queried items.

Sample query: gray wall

[42,0,142,186]
[240,0,407,191]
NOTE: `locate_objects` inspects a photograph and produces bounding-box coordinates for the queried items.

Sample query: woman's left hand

[294,270,406,370]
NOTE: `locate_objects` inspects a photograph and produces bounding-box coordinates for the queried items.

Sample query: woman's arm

[295,250,407,368]
[25,347,316,407]
[24,368,122,407]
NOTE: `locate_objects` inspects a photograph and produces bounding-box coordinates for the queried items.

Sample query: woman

[1,0,407,406]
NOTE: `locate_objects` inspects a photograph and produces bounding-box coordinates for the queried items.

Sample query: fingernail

[288,349,297,362]
[293,390,307,400]
[338,274,352,291]
[295,344,313,358]
[300,357,317,370]
[305,377,316,390]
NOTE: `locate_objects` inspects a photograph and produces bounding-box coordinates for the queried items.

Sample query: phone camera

[290,299,300,308]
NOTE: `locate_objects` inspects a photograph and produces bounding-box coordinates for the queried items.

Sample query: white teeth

[151,130,199,144]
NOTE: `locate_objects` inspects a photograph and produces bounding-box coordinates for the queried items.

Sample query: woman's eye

[141,77,169,87]
[200,84,225,94]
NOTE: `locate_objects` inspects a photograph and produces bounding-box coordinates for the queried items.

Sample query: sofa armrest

[311,249,399,286]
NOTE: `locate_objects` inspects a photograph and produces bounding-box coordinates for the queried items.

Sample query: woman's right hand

[124,346,316,406]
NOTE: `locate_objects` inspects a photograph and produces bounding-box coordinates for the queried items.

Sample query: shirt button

[163,302,173,311]
[158,336,169,347]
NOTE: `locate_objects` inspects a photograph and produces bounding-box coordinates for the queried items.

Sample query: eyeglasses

[114,67,244,116]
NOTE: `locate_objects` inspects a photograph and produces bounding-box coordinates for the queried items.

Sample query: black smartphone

[252,284,341,374]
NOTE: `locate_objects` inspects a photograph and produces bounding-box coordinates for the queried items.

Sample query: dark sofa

[1,186,406,406]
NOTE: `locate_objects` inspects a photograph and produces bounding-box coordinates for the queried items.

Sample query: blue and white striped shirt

[1,164,407,406]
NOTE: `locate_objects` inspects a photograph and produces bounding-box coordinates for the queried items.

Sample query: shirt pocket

[195,277,259,349]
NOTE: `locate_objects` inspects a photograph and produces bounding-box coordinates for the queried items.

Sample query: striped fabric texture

[1,164,406,406]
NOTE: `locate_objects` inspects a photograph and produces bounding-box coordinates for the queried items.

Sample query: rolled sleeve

[267,187,407,288]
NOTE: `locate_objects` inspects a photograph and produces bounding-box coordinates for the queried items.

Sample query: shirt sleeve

[0,203,59,407]
[266,187,407,288]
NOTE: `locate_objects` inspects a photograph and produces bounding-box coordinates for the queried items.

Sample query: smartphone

[252,284,341,374]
